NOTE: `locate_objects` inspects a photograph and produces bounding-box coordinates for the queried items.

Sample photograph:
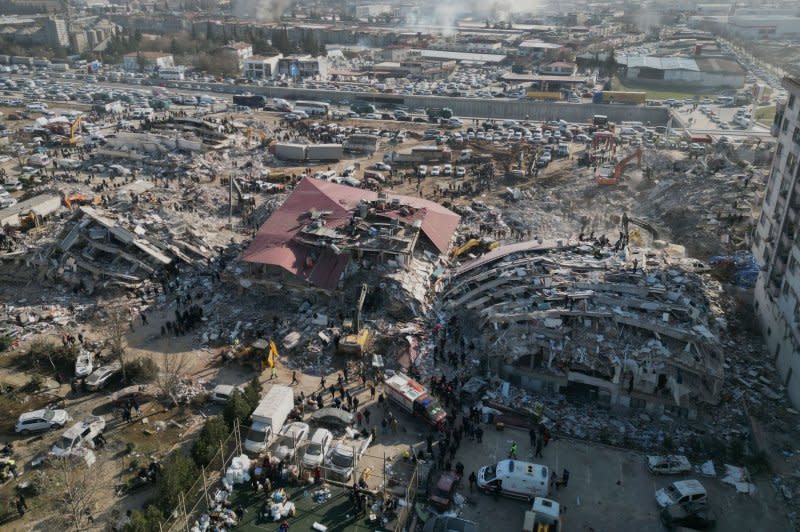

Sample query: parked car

[310,407,354,429]
[209,384,244,404]
[301,428,333,469]
[325,436,372,481]
[85,362,121,391]
[429,470,460,510]
[74,350,93,378]
[51,415,106,456]
[647,455,692,475]
[272,422,310,461]
[655,480,708,509]
[16,408,71,435]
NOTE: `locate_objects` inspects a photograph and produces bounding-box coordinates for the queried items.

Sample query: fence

[160,420,243,532]
[393,463,419,532]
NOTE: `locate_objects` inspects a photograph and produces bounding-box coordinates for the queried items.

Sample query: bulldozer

[450,237,498,261]
[63,193,102,210]
[338,283,372,356]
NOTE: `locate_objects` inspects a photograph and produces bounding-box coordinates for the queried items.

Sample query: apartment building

[753,76,800,406]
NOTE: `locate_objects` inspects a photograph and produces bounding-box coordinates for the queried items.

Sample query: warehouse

[618,55,745,89]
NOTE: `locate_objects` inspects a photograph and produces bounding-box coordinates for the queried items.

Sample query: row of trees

[125,377,263,530]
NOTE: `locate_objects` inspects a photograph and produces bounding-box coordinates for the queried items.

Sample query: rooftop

[618,55,700,72]
[241,178,460,290]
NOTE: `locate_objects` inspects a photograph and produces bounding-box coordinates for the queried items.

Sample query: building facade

[276,55,327,79]
[753,77,800,406]
[243,54,281,80]
[122,52,174,72]
[222,41,253,71]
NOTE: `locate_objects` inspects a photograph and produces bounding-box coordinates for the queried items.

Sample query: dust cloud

[232,0,291,22]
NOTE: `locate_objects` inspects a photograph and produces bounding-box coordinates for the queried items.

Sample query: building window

[794,127,800,145]
[790,95,796,109]
[784,118,790,133]
[777,143,784,157]
[788,153,798,176]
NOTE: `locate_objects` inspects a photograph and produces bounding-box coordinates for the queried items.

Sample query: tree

[124,505,164,532]
[53,457,99,531]
[155,453,198,515]
[222,390,251,430]
[190,416,229,467]
[155,352,189,407]
[103,304,129,382]
[243,375,262,409]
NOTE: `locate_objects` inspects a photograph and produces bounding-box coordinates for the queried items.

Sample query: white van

[477,459,549,501]
[655,479,708,509]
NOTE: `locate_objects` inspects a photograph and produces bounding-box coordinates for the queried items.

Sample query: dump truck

[384,372,447,428]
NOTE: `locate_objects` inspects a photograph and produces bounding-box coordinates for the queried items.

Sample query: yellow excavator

[450,237,498,261]
[338,283,371,356]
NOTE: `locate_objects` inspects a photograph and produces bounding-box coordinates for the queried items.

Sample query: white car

[301,428,333,469]
[443,164,452,176]
[325,435,373,481]
[51,415,106,457]
[209,384,244,404]
[273,422,310,461]
[456,166,466,177]
[0,155,11,163]
[418,165,428,177]
[372,162,391,171]
[430,166,441,176]
[647,455,692,475]
[74,350,93,378]
[85,362,121,391]
[16,408,71,435]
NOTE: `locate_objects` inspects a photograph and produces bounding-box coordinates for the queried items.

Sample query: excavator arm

[613,148,642,180]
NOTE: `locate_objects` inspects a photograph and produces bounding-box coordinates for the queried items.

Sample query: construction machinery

[595,148,642,185]
[622,213,659,247]
[63,193,101,210]
[450,238,498,261]
[338,283,371,356]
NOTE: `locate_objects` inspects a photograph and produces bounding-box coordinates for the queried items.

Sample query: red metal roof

[242,178,460,290]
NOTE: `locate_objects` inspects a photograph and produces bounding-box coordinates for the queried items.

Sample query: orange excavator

[63,193,102,210]
[596,148,642,185]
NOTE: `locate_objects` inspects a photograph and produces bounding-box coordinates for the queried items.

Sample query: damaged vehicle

[647,455,692,475]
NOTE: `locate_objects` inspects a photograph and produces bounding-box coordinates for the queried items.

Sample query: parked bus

[294,100,330,117]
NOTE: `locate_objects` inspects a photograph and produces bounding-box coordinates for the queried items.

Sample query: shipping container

[274,143,307,161]
[305,144,343,161]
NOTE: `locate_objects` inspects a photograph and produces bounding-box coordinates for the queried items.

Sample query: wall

[247,86,671,124]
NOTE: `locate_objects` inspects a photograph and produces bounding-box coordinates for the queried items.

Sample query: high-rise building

[753,77,800,405]
[42,17,69,48]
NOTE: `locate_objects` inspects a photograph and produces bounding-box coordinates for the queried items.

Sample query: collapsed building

[240,177,460,313]
[443,240,725,419]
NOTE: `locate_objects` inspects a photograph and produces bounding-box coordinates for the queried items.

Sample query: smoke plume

[232,0,291,22]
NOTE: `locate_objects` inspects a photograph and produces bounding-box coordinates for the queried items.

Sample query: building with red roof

[241,178,460,291]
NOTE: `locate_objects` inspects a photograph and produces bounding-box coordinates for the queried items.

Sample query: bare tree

[103,303,129,382]
[157,352,190,407]
[53,457,99,531]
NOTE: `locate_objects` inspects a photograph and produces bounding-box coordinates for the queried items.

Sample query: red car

[430,471,460,510]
